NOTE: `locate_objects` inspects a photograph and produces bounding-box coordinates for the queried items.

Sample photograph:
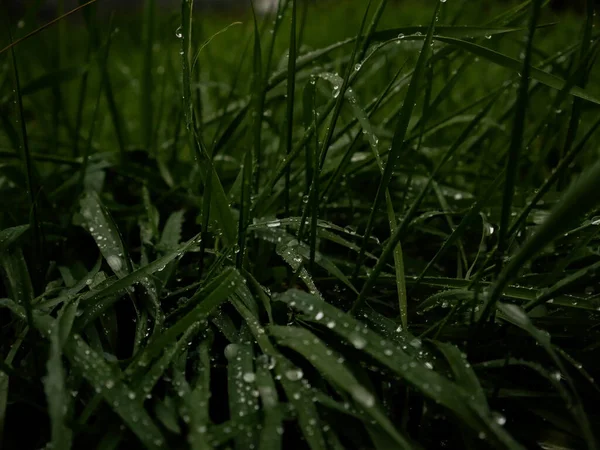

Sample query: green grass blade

[230,294,327,450]
[80,190,133,277]
[277,289,524,448]
[75,234,199,329]
[352,0,441,289]
[0,225,28,254]
[44,301,78,450]
[433,341,488,410]
[226,339,259,449]
[134,267,241,363]
[65,334,165,449]
[496,302,597,447]
[0,247,35,338]
[354,82,499,314]
[496,0,542,266]
[0,328,25,445]
[7,22,44,297]
[435,36,600,105]
[140,0,155,152]
[283,0,297,218]
[256,355,283,450]
[480,157,600,324]
[270,325,416,449]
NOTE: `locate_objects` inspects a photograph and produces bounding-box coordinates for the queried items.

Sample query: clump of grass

[1,0,600,448]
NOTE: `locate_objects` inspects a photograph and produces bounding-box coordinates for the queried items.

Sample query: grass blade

[480,157,600,324]
[496,0,542,267]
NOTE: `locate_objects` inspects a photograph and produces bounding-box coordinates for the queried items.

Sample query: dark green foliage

[1,0,600,448]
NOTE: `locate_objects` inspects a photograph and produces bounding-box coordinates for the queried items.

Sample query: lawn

[1,0,600,448]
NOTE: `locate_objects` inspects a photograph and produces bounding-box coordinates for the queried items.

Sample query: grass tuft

[1,0,600,448]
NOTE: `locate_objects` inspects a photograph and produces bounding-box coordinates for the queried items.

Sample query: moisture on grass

[1,0,600,448]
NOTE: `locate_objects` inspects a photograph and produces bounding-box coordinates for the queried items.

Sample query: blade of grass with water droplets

[433,341,487,410]
[75,234,199,329]
[353,0,440,288]
[65,334,165,449]
[434,36,600,105]
[257,226,355,293]
[525,260,600,312]
[0,225,28,254]
[186,335,213,449]
[480,157,600,323]
[270,325,415,448]
[181,0,236,248]
[263,25,527,93]
[277,290,523,448]
[134,267,241,365]
[7,21,44,297]
[132,322,200,397]
[255,352,283,450]
[0,247,35,337]
[44,299,79,450]
[80,190,133,278]
[230,296,327,450]
[497,0,542,271]
[226,338,258,449]
[354,87,500,314]
[496,303,596,447]
[317,1,372,171]
[343,77,408,324]
[283,0,297,218]
[0,327,25,445]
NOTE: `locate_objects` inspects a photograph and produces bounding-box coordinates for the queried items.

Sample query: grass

[1,0,600,448]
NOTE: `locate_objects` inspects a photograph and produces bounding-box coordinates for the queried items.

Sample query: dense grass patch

[1,0,600,448]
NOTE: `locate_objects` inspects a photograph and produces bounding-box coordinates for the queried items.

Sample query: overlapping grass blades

[1,0,600,448]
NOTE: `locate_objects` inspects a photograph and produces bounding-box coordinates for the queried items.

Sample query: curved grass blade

[277,290,524,448]
[44,299,79,450]
[432,341,488,410]
[352,0,441,295]
[497,0,542,268]
[134,267,241,364]
[0,0,98,55]
[226,339,258,449]
[80,190,133,278]
[256,353,283,450]
[0,327,26,445]
[270,325,415,449]
[435,36,600,105]
[0,225,28,254]
[354,87,501,313]
[75,234,200,329]
[230,297,327,450]
[480,157,600,323]
[65,334,165,449]
[186,336,212,450]
[0,247,35,337]
[496,302,596,447]
[181,0,236,248]
[256,225,356,294]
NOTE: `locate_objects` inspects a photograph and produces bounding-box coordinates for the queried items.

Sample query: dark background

[4,0,599,16]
